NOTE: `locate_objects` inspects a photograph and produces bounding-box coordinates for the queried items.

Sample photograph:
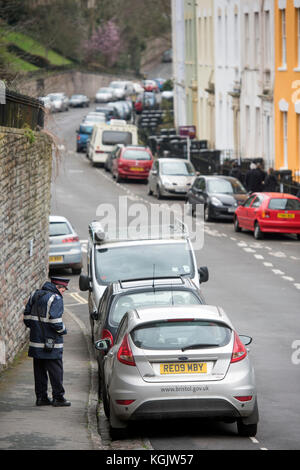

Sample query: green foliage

[162,79,173,91]
[23,125,36,145]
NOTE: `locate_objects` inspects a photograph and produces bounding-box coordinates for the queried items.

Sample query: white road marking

[272,269,285,275]
[254,254,264,260]
[263,262,273,267]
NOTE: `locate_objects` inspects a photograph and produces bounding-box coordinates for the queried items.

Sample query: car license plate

[228,207,235,213]
[160,362,207,375]
[277,213,295,219]
[49,256,63,263]
[130,167,143,171]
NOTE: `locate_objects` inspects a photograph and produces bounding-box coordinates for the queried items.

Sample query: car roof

[129,305,231,327]
[157,158,191,163]
[110,276,198,294]
[49,215,69,223]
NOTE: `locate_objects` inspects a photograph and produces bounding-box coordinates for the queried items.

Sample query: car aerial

[111,144,153,182]
[148,158,196,199]
[47,93,69,112]
[76,123,94,153]
[234,192,300,240]
[79,220,209,340]
[49,215,82,274]
[69,94,90,107]
[186,175,248,222]
[95,87,115,103]
[95,304,258,439]
[143,80,159,92]
[92,277,206,388]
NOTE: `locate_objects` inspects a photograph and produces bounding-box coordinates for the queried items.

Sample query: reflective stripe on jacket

[24,282,67,359]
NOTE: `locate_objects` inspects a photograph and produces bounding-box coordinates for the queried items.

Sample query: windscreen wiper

[181,343,218,352]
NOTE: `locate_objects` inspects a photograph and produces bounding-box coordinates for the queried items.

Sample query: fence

[0,89,44,130]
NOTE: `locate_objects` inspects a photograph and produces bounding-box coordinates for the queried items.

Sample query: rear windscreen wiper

[181,343,218,352]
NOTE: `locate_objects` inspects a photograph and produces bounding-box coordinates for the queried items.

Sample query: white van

[88,121,138,166]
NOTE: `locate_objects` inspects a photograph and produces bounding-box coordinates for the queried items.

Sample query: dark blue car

[76,124,94,152]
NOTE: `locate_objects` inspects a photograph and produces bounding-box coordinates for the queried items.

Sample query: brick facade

[0,126,52,371]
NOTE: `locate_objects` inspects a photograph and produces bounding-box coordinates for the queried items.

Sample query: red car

[234,192,300,239]
[143,80,159,92]
[112,145,153,182]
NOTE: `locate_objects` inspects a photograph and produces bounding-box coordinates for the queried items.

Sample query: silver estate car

[96,305,258,440]
[49,215,82,274]
[148,158,196,199]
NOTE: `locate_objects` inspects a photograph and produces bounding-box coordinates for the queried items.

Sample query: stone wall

[0,126,52,371]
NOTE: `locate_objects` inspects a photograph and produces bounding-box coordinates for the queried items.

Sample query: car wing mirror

[94,339,110,352]
[239,335,253,346]
[198,266,209,283]
[79,273,91,291]
[91,310,99,321]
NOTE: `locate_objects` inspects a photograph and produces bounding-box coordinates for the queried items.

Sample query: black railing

[0,89,44,130]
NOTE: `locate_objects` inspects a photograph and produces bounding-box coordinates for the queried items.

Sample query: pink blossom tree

[84,20,122,67]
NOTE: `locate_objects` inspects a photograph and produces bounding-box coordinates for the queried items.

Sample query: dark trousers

[33,358,65,400]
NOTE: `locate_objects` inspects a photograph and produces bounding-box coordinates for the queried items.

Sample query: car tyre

[204,205,212,222]
[234,216,241,232]
[157,185,162,200]
[101,380,110,418]
[254,222,263,240]
[148,185,153,196]
[237,420,257,437]
[297,234,300,240]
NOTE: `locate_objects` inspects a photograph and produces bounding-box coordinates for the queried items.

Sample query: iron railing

[0,89,44,130]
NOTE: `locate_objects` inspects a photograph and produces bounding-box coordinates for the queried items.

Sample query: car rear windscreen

[123,150,151,160]
[131,320,232,350]
[95,242,194,285]
[49,222,71,236]
[102,131,132,146]
[268,198,300,211]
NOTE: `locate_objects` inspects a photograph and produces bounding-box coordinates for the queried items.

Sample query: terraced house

[172,0,300,178]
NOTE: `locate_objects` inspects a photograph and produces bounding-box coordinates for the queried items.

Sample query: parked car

[93,276,206,385]
[38,96,54,113]
[162,48,172,63]
[96,305,258,439]
[234,192,300,240]
[143,80,159,92]
[79,219,209,341]
[76,123,94,152]
[109,81,134,100]
[83,113,106,125]
[95,106,117,122]
[47,93,69,112]
[104,144,124,173]
[69,94,90,107]
[154,77,166,91]
[186,175,248,222]
[148,158,196,199]
[49,215,82,274]
[95,87,114,103]
[111,145,153,182]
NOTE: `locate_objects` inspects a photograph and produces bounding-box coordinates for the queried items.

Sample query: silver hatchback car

[148,158,196,199]
[96,305,258,439]
[49,215,82,274]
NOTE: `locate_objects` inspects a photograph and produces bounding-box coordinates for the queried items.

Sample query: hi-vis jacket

[24,282,67,359]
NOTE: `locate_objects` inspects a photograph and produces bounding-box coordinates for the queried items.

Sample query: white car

[49,215,82,274]
[47,93,69,112]
[95,87,114,103]
[96,305,258,440]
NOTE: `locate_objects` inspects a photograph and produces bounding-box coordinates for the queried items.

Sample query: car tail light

[101,329,114,347]
[234,396,253,402]
[117,334,136,366]
[62,236,79,243]
[231,332,247,363]
[96,150,105,153]
[116,399,135,405]
[77,135,81,141]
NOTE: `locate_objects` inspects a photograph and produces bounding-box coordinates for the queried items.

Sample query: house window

[255,107,261,155]
[264,10,271,68]
[234,13,239,66]
[254,12,260,67]
[245,13,250,66]
[282,111,288,167]
[280,9,287,68]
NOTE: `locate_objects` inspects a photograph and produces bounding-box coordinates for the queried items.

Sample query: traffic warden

[24,277,71,407]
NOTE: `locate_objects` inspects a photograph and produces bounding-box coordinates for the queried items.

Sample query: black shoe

[52,397,71,407]
[36,397,53,406]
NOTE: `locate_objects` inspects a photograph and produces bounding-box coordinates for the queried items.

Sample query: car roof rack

[88,219,189,244]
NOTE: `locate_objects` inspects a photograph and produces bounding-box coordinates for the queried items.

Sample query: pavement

[0,308,150,451]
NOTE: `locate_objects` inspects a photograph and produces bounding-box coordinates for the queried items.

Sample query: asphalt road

[48,103,300,451]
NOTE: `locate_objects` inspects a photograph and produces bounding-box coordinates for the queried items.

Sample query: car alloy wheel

[254,222,263,240]
[234,217,241,232]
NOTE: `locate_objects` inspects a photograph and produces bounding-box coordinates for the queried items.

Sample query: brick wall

[0,126,52,371]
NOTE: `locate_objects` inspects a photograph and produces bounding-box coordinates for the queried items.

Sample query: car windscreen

[94,242,194,285]
[79,125,93,134]
[102,131,132,146]
[49,222,71,236]
[110,290,202,325]
[207,179,246,194]
[131,320,232,350]
[122,150,151,160]
[268,198,300,211]
[161,161,195,176]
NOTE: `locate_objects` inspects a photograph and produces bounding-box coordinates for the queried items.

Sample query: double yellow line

[67,292,88,305]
